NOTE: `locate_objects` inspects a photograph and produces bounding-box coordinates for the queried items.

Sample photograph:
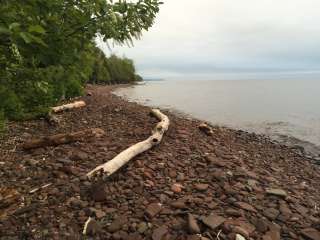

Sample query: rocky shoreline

[1,85,320,240]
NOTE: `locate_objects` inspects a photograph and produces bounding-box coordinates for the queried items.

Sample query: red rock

[171,183,183,193]
[301,228,320,240]
[145,203,162,218]
[234,202,257,213]
[201,214,226,230]
[187,213,201,234]
[152,225,168,240]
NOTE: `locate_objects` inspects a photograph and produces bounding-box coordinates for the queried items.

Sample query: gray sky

[98,0,320,79]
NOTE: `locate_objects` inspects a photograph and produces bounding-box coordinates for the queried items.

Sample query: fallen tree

[87,109,170,178]
[22,128,105,150]
[51,101,86,113]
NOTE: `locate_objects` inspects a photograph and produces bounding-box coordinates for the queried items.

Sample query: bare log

[51,100,86,113]
[22,128,105,150]
[87,109,170,178]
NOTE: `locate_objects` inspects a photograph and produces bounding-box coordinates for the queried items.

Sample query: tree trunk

[87,109,169,178]
[22,128,105,150]
[51,100,86,113]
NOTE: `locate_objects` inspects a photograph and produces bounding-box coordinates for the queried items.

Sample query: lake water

[115,79,320,157]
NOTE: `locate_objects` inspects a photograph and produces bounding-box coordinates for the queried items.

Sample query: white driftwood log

[51,100,86,113]
[87,109,170,178]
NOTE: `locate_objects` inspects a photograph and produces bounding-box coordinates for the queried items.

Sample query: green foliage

[88,48,142,85]
[0,0,160,122]
[0,110,5,133]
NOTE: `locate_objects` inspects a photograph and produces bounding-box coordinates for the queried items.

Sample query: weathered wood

[51,100,86,113]
[87,109,170,178]
[22,128,105,150]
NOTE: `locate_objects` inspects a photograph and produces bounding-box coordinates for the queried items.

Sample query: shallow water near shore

[115,79,320,157]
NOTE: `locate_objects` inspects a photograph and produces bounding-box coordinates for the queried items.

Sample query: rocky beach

[1,85,320,240]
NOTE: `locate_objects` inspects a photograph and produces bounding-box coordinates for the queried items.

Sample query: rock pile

[0,85,319,239]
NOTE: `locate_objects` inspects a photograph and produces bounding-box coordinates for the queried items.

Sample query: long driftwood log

[87,109,170,178]
[51,100,86,113]
[22,128,105,150]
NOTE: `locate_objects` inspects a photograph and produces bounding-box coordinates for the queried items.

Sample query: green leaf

[19,32,32,44]
[9,22,20,30]
[19,32,47,47]
[28,25,45,34]
[0,26,10,35]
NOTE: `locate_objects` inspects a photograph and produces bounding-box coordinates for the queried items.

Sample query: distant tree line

[0,0,161,131]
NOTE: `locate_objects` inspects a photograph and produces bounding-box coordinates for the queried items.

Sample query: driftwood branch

[87,109,170,178]
[52,100,86,113]
[22,128,105,150]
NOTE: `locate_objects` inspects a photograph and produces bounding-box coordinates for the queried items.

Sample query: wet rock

[300,228,320,240]
[266,188,287,198]
[201,214,226,230]
[152,225,168,240]
[145,203,162,218]
[187,213,201,234]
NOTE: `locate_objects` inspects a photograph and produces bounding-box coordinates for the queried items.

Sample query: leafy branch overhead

[0,0,162,126]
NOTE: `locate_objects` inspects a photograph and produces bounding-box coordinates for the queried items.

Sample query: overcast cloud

[98,0,320,78]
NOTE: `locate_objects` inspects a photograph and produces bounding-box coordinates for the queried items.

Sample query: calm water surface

[115,79,320,156]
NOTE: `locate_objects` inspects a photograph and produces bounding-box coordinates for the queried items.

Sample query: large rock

[201,214,226,230]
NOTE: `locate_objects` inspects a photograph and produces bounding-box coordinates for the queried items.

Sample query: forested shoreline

[0,0,161,130]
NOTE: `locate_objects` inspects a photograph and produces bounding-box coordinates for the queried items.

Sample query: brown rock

[187,213,201,234]
[201,214,226,230]
[145,203,162,218]
[263,208,280,221]
[301,228,320,240]
[89,183,107,202]
[194,183,209,191]
[262,230,280,240]
[255,219,269,233]
[266,188,287,198]
[171,201,187,209]
[152,225,168,240]
[234,202,257,213]
[108,216,127,233]
[171,183,183,193]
